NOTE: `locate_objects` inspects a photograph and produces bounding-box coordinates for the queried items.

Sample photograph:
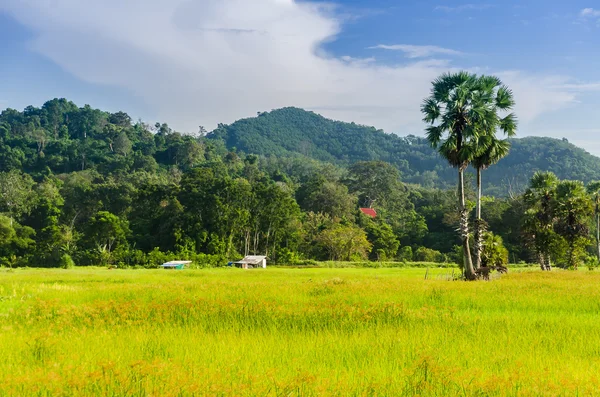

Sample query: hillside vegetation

[209,107,600,195]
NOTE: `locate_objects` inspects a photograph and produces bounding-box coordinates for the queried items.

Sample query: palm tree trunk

[596,210,600,261]
[538,253,546,271]
[569,240,576,270]
[459,169,475,280]
[475,167,483,270]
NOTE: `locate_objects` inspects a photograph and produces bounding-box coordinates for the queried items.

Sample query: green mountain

[208,107,600,195]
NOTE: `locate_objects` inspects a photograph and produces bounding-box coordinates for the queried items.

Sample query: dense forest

[0,98,598,269]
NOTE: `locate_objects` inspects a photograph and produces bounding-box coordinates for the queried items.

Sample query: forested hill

[208,107,600,195]
[1,99,599,196]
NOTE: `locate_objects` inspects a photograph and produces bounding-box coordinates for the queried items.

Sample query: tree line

[0,82,599,272]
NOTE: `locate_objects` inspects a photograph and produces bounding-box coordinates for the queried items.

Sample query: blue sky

[2,0,600,153]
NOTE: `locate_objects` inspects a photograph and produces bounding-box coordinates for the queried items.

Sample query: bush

[188,253,227,268]
[481,232,509,267]
[585,256,599,271]
[414,247,446,263]
[294,259,320,267]
[59,254,75,269]
[398,246,413,262]
[449,245,463,268]
[276,248,302,265]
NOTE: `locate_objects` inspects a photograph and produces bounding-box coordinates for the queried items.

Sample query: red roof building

[359,208,377,218]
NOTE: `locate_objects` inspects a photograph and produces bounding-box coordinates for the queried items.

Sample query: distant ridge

[208,107,600,195]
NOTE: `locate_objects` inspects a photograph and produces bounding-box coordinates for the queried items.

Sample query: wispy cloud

[552,82,600,92]
[368,44,462,58]
[435,4,494,12]
[340,55,376,65]
[581,8,600,18]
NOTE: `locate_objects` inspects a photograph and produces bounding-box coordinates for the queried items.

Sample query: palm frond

[421,98,441,124]
[529,171,559,191]
[439,137,461,167]
[425,125,444,148]
[472,137,511,169]
[499,113,518,137]
[495,85,516,110]
[478,75,502,91]
[586,181,600,195]
[431,71,476,103]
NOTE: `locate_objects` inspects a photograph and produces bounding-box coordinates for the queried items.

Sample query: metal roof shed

[161,261,192,270]
[233,256,267,269]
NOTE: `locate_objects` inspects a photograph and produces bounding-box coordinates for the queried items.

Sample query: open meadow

[2,267,600,396]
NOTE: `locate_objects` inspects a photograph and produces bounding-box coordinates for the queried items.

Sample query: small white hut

[160,260,192,269]
[233,256,267,269]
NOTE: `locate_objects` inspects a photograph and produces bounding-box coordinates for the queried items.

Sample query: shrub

[59,254,75,269]
[481,232,509,267]
[414,247,446,263]
[585,255,599,271]
[398,246,413,262]
[276,248,302,265]
[449,245,463,268]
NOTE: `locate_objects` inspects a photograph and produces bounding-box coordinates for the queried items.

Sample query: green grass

[1,267,599,396]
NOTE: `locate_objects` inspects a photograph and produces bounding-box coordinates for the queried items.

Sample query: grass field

[1,267,600,396]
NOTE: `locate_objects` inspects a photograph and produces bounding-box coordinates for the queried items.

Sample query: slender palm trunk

[459,170,475,280]
[596,207,600,261]
[475,167,483,270]
[545,255,552,271]
[569,240,576,270]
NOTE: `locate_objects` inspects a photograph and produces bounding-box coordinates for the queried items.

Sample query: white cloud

[368,44,462,58]
[495,72,577,123]
[553,82,600,92]
[581,8,600,17]
[435,4,493,12]
[340,55,376,65]
[0,0,588,135]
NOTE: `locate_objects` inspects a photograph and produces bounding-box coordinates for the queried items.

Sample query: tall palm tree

[523,172,559,270]
[422,72,514,279]
[472,137,512,269]
[586,181,600,262]
[471,77,517,269]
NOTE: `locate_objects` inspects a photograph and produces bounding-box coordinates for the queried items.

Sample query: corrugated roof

[234,256,267,265]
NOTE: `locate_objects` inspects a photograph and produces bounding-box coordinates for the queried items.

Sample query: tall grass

[1,267,599,395]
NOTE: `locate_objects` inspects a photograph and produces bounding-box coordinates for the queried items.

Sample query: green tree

[0,170,35,224]
[414,247,446,263]
[470,75,517,269]
[83,211,130,265]
[347,161,403,208]
[316,223,371,261]
[523,172,560,270]
[587,181,600,261]
[363,220,400,261]
[554,180,593,269]
[473,137,513,269]
[0,215,35,266]
[422,72,505,279]
[297,175,357,220]
[113,131,133,157]
[480,232,509,268]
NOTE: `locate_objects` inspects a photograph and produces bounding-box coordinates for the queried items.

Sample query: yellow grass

[1,267,599,396]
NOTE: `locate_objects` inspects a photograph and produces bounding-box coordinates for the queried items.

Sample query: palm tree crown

[422,72,517,168]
